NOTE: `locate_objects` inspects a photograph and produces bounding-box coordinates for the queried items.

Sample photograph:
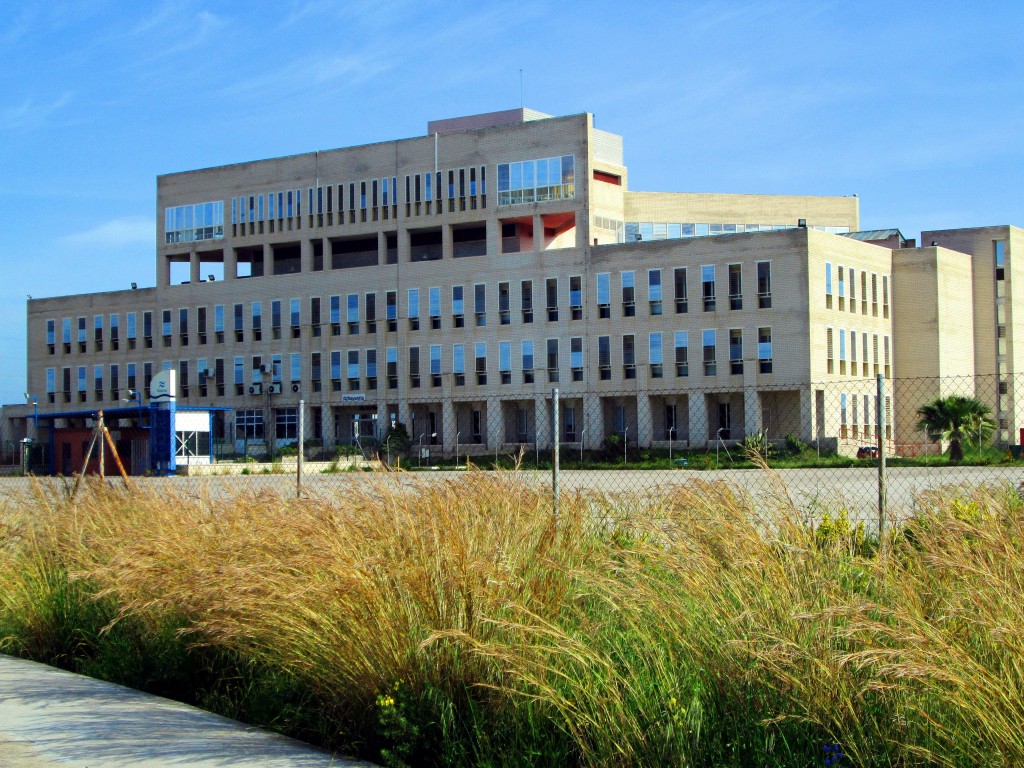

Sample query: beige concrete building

[14,107,1013,470]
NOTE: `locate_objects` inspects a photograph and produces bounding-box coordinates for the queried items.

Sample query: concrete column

[225,249,238,281]
[397,226,410,264]
[300,239,315,273]
[442,223,453,260]
[189,250,201,284]
[486,400,502,453]
[688,393,708,448]
[534,396,548,449]
[441,399,456,458]
[486,216,502,257]
[378,231,388,266]
[743,387,762,439]
[583,393,602,450]
[532,214,544,252]
[157,256,171,288]
[319,404,334,452]
[263,244,274,278]
[637,394,654,447]
[800,387,817,445]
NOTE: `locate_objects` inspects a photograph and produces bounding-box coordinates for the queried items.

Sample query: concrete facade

[13,108,1020,466]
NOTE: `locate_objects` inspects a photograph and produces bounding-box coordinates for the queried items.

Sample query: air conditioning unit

[267,383,283,395]
[204,369,215,379]
[248,384,262,396]
[290,382,301,393]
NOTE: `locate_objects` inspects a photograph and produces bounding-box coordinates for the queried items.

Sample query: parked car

[856,445,879,459]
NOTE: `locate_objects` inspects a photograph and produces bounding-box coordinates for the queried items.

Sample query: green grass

[2,475,1024,766]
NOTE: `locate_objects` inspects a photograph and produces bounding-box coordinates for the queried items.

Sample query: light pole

[668,426,675,465]
[23,393,38,429]
[455,430,461,468]
[580,427,586,464]
[623,426,629,465]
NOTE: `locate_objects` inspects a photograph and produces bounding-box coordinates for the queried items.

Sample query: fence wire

[5,374,1022,532]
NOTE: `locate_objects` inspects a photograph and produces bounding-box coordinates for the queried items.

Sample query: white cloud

[0,92,73,131]
[58,216,153,252]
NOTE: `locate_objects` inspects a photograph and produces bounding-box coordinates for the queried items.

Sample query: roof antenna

[519,68,524,108]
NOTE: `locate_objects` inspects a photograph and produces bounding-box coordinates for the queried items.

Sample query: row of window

[164,201,225,244]
[43,328,775,403]
[839,392,893,441]
[825,328,891,378]
[621,221,850,243]
[45,263,777,357]
[824,263,890,318]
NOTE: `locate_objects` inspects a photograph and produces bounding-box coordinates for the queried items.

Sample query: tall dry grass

[1,474,1024,766]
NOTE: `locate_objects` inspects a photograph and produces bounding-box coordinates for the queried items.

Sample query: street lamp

[623,426,629,465]
[24,393,38,429]
[668,425,675,464]
[580,427,586,464]
[455,430,461,468]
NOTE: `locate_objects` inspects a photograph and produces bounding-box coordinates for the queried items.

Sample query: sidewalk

[0,654,375,767]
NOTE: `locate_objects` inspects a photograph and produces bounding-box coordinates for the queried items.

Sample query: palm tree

[916,395,994,462]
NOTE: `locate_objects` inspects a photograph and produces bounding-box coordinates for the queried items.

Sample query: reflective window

[497,156,574,205]
[164,201,224,244]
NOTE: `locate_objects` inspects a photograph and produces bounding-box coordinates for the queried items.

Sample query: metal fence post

[876,375,886,544]
[297,399,304,498]
[552,387,560,519]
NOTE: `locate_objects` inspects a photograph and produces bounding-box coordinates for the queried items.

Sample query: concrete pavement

[0,654,374,767]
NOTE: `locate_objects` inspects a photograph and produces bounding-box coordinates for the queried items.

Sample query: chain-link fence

[5,373,1021,532]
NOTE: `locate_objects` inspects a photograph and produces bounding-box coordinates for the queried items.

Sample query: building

[6,108,1013,472]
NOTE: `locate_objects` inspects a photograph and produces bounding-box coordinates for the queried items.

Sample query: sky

[1,0,1023,405]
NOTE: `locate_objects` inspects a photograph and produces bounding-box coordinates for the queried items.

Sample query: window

[408,346,420,388]
[758,327,772,373]
[164,201,224,244]
[251,302,262,340]
[570,276,583,320]
[347,294,359,334]
[871,273,878,316]
[161,310,171,338]
[521,280,534,323]
[271,300,282,339]
[290,353,301,383]
[330,295,342,334]
[827,327,834,374]
[499,341,512,384]
[848,267,856,311]
[430,344,442,387]
[452,285,465,327]
[429,287,441,329]
[499,282,511,325]
[365,349,377,389]
[127,312,138,348]
[702,265,716,311]
[386,291,398,331]
[862,331,869,376]
[825,262,833,308]
[497,155,574,205]
[884,335,891,378]
[365,292,377,333]
[729,329,743,374]
[521,340,534,383]
[841,393,848,438]
[675,332,689,377]
[330,351,341,390]
[144,311,154,347]
[674,267,688,313]
[290,298,301,335]
[570,337,583,381]
[46,319,55,352]
[276,408,298,441]
[546,338,559,382]
[728,264,742,310]
[757,261,772,308]
[861,272,868,314]
[453,344,465,386]
[475,342,487,385]
[474,283,486,326]
[622,334,636,379]
[598,336,611,380]
[386,347,398,389]
[346,351,360,390]
[596,273,610,318]
[94,315,103,349]
[236,410,264,441]
[649,333,663,378]
[882,275,890,319]
[408,288,420,330]
[621,272,635,316]
[839,327,847,374]
[838,264,845,310]
[546,277,559,321]
[648,270,662,315]
[703,329,717,376]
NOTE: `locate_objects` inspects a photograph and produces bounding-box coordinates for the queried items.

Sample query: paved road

[0,655,372,767]
[3,465,1021,527]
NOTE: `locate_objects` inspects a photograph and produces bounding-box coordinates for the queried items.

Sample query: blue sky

[1,0,1023,405]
